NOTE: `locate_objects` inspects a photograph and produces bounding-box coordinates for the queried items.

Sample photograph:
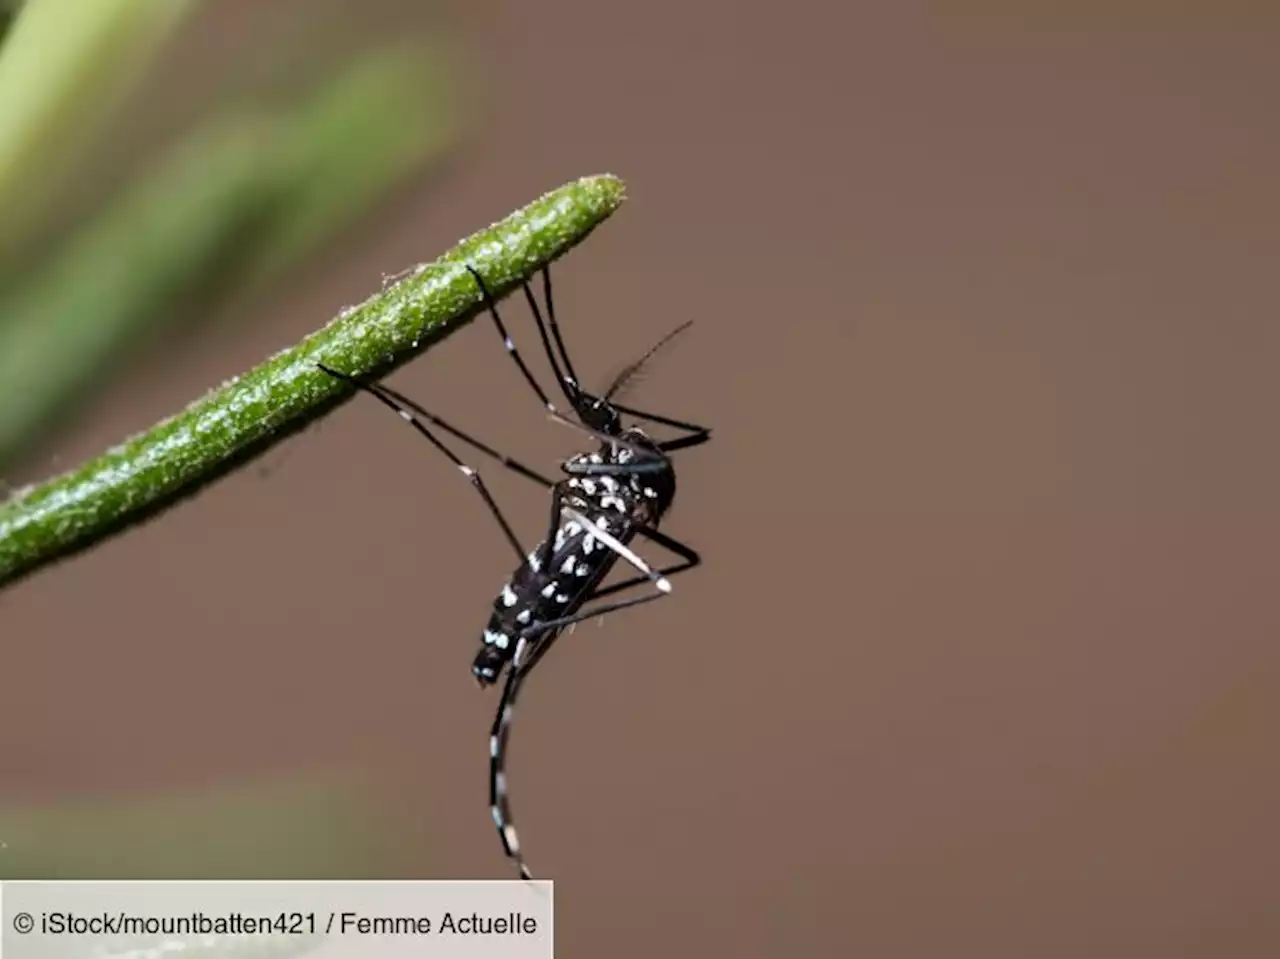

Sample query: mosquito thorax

[618,426,659,453]
[620,428,677,506]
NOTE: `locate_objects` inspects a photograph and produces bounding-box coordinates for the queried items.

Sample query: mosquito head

[574,392,623,436]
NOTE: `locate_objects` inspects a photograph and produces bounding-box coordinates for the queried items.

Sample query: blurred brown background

[3,2,1280,956]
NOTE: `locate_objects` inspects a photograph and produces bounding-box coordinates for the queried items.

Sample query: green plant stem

[0,174,626,590]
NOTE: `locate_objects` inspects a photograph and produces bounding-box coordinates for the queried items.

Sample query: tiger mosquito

[319,263,711,879]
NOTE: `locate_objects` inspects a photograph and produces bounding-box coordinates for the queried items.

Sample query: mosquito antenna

[540,267,584,395]
[603,320,694,402]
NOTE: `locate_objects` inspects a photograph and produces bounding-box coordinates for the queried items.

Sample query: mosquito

[319,262,711,879]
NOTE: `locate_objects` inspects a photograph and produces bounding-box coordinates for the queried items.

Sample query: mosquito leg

[539,266,584,396]
[656,431,712,454]
[491,527,702,876]
[486,527,701,879]
[363,376,555,488]
[489,643,536,880]
[489,630,569,882]
[319,364,527,560]
[467,267,665,466]
[560,506,670,593]
[512,526,694,672]
[519,589,669,639]
[521,266,581,406]
[582,525,701,602]
[517,509,676,639]
[607,400,711,454]
[609,400,711,439]
[466,266,560,415]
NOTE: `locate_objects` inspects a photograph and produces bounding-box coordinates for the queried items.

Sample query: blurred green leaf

[0,3,24,46]
[0,773,411,879]
[0,42,463,474]
[248,40,463,283]
[0,114,282,470]
[0,0,197,259]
